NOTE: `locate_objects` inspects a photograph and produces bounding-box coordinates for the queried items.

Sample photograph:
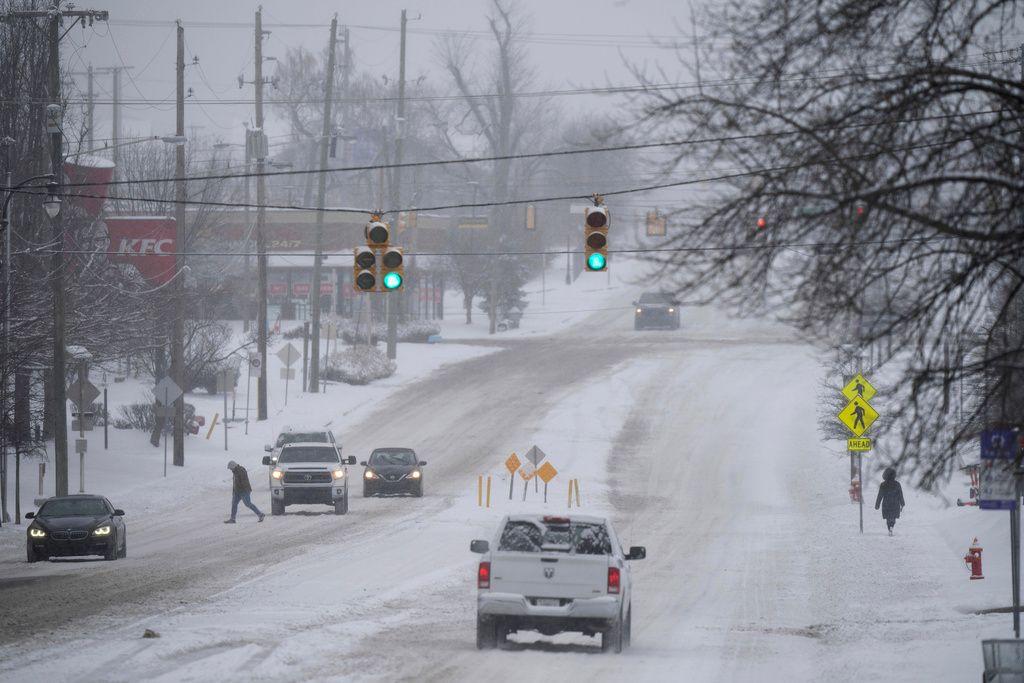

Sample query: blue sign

[981,429,1018,460]
[979,459,1019,510]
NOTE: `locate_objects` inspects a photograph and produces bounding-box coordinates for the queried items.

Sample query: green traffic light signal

[382,271,403,290]
[587,252,606,271]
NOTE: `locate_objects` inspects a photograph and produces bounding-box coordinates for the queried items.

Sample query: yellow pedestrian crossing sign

[838,397,878,437]
[842,373,877,402]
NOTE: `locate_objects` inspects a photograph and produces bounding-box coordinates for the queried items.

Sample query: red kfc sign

[269,283,287,295]
[292,283,311,296]
[105,217,177,285]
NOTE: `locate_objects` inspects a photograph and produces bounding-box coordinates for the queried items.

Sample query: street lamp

[42,181,61,219]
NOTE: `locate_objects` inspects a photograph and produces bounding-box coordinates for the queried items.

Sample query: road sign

[519,462,536,480]
[537,461,558,484]
[67,378,100,409]
[216,369,235,393]
[277,343,301,367]
[154,376,183,406]
[525,445,546,467]
[842,373,877,402]
[72,418,94,432]
[979,459,1018,510]
[847,438,872,452]
[280,368,296,380]
[838,397,878,437]
[75,438,87,454]
[981,428,1018,460]
[504,452,521,474]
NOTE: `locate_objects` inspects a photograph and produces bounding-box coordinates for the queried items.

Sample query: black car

[25,494,126,563]
[633,292,681,330]
[362,448,426,497]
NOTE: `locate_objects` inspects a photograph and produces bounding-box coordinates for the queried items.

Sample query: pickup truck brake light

[607,566,620,594]
[478,561,491,589]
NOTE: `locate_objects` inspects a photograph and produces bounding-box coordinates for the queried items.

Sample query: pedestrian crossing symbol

[841,373,877,402]
[838,397,878,437]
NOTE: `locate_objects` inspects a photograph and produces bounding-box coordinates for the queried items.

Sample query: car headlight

[409,470,421,479]
[271,469,284,480]
[668,307,675,313]
[29,527,46,538]
[92,525,112,537]
[635,308,642,314]
[332,469,345,479]
[364,470,376,480]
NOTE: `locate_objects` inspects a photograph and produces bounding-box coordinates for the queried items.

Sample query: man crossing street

[225,460,265,523]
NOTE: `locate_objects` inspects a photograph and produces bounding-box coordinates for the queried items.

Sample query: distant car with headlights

[263,442,356,515]
[25,494,126,563]
[361,448,426,497]
[633,292,680,330]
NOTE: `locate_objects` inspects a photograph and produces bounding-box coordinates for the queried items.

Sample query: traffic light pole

[308,16,337,392]
[171,21,186,468]
[386,9,408,360]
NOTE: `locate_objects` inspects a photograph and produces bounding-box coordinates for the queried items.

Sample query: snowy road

[0,303,997,681]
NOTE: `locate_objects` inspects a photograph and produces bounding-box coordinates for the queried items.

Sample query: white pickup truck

[471,514,646,653]
[263,442,356,515]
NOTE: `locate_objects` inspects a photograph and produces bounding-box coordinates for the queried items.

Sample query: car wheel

[476,615,498,650]
[120,530,128,559]
[634,321,641,331]
[624,607,632,647]
[104,541,118,561]
[363,485,373,498]
[335,494,348,515]
[271,498,285,516]
[602,612,624,653]
[26,542,37,564]
[414,482,423,498]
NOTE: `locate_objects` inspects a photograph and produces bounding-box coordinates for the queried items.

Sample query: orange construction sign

[537,461,558,484]
[504,452,521,474]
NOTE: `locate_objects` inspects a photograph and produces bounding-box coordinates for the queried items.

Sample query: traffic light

[381,247,404,291]
[353,246,377,292]
[365,219,390,247]
[584,204,609,271]
[756,216,767,230]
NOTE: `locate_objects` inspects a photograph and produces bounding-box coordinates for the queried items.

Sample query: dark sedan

[25,494,126,562]
[362,448,426,497]
[634,292,681,330]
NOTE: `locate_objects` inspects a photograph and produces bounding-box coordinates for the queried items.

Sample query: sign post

[67,374,99,494]
[277,343,301,406]
[154,376,182,478]
[537,461,558,503]
[504,452,521,500]
[979,428,1021,637]
[837,372,879,534]
[525,445,546,493]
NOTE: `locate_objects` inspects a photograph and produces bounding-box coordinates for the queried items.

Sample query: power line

[52,107,1012,189]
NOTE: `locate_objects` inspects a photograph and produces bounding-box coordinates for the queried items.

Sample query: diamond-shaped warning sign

[504,452,521,473]
[66,379,100,410]
[838,397,879,437]
[841,373,877,402]
[537,461,558,484]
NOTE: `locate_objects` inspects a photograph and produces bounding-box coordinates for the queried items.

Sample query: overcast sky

[66,0,693,145]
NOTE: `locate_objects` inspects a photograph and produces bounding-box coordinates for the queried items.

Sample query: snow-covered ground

[0,260,1020,682]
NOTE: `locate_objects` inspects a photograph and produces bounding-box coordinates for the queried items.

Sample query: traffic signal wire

[45,108,1011,190]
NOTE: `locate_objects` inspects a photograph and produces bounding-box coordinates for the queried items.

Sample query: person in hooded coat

[875,467,905,535]
[225,460,265,524]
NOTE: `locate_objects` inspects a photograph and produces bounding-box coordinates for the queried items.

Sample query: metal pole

[103,387,108,449]
[223,372,229,452]
[386,9,408,360]
[309,16,337,392]
[78,361,85,493]
[2,166,11,524]
[111,67,120,183]
[255,7,269,421]
[1013,475,1022,637]
[171,21,186,468]
[858,453,864,533]
[302,321,309,391]
[245,359,252,435]
[85,65,94,150]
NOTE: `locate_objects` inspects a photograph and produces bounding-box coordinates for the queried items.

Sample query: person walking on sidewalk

[225,460,265,523]
[875,467,905,535]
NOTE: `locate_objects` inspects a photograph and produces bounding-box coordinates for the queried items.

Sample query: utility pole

[308,16,338,392]
[4,2,109,497]
[243,123,252,331]
[84,66,93,150]
[255,6,269,421]
[386,9,409,360]
[171,21,186,468]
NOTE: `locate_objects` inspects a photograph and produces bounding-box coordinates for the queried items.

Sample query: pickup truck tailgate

[491,552,609,599]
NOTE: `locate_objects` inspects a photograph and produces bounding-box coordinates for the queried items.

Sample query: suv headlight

[92,525,112,537]
[364,470,376,480]
[271,469,284,480]
[29,527,46,538]
[409,470,421,479]
[332,469,345,480]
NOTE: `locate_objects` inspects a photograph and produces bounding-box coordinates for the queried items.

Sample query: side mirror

[626,546,646,561]
[418,460,427,467]
[631,300,638,306]
[113,509,125,516]
[470,540,489,554]
[264,444,273,452]
[360,461,368,467]
[262,456,272,466]
[345,456,357,465]
[24,512,34,519]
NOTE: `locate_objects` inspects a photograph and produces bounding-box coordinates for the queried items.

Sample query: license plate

[535,598,560,607]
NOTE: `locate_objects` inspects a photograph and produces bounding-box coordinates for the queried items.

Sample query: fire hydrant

[848,479,861,503]
[964,538,984,580]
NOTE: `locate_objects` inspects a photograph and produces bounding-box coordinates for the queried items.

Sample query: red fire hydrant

[848,479,861,503]
[964,538,984,580]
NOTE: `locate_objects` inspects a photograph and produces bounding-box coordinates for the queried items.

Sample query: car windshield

[370,450,417,466]
[278,447,339,463]
[498,520,612,555]
[38,498,109,517]
[276,431,329,448]
[639,292,673,304]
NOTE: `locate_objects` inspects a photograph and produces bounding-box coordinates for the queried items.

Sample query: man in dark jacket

[225,460,265,523]
[875,467,905,535]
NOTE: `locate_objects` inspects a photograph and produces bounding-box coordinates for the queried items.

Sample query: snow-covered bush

[114,400,195,431]
[320,346,396,385]
[338,319,440,344]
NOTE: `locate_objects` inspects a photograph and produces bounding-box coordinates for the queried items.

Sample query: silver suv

[263,442,356,516]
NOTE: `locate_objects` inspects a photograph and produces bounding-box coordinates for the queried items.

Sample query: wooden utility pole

[386,9,409,360]
[255,7,269,421]
[171,21,186,468]
[308,16,337,392]
[85,65,94,149]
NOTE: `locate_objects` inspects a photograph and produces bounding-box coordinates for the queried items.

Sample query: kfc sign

[105,217,177,285]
